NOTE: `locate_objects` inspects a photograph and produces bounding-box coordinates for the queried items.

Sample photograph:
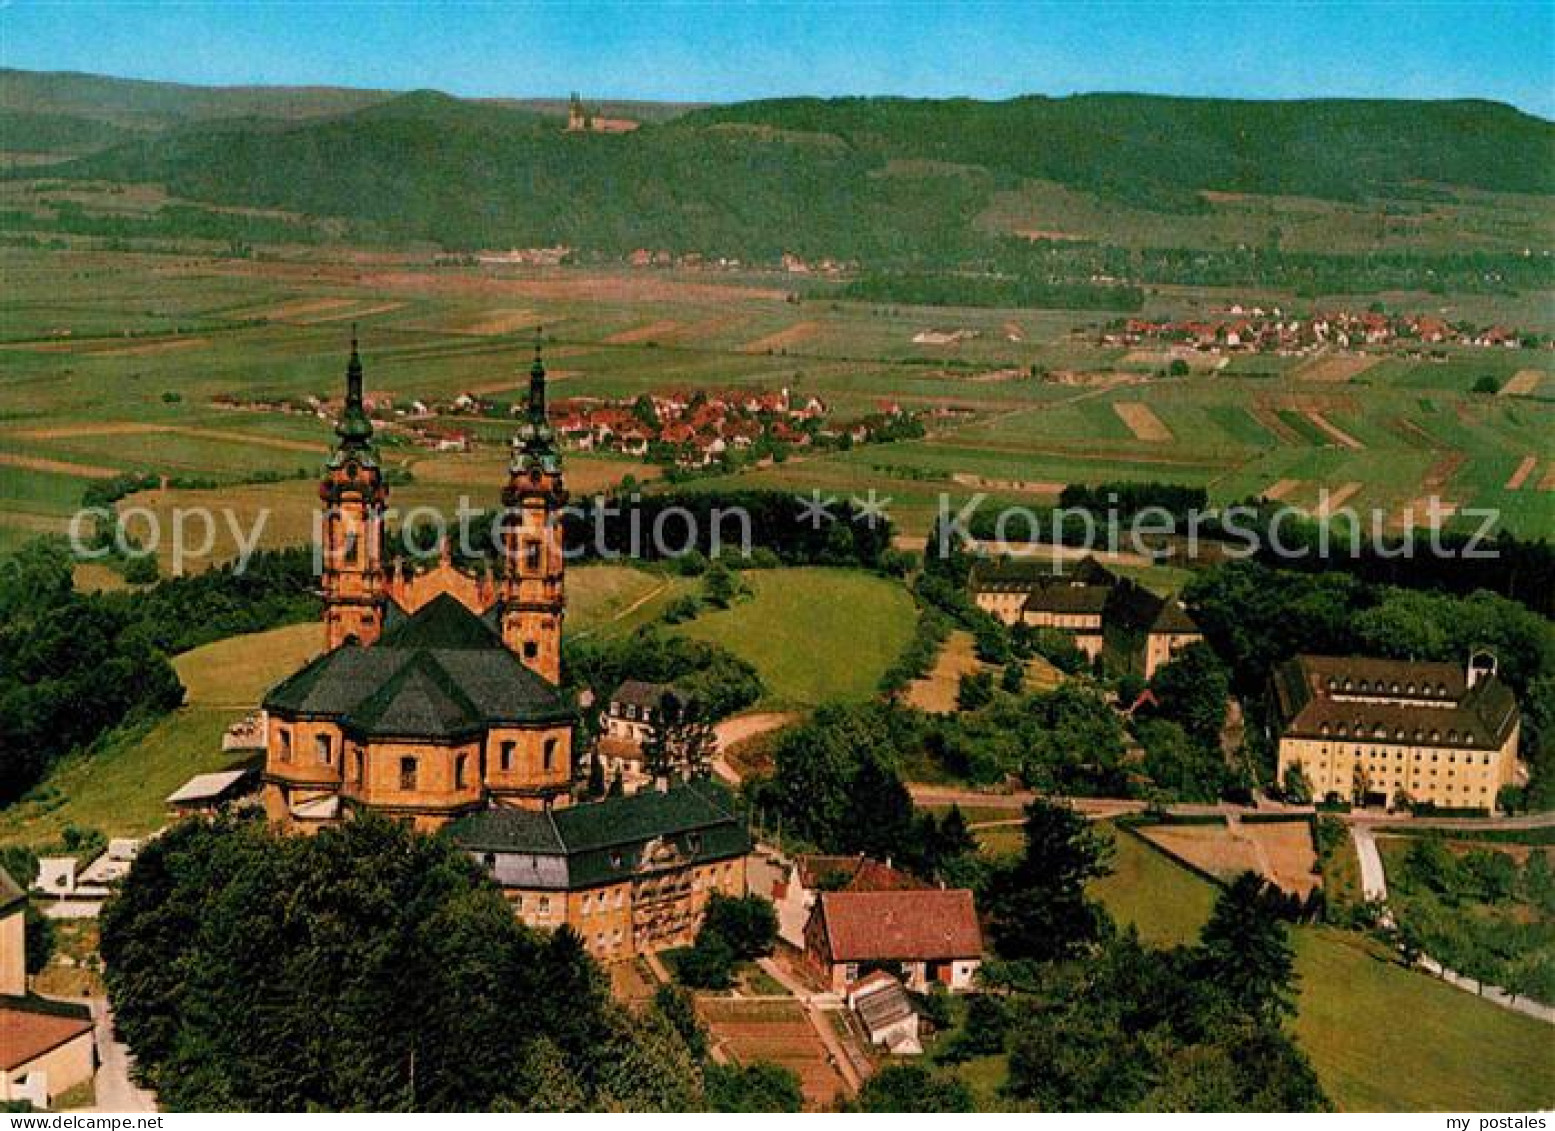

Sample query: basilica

[259,337,747,958]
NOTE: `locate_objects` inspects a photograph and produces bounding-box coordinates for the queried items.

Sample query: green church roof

[264,594,572,738]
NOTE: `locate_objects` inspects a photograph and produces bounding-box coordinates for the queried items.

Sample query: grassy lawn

[568,563,695,639]
[673,567,917,708]
[1088,822,1555,1111]
[1090,824,1219,947]
[0,621,322,845]
[33,919,103,1000]
[974,823,1026,858]
[51,1076,97,1113]
[1292,928,1555,1112]
[952,1054,1014,1111]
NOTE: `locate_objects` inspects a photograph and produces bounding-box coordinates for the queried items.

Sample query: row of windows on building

[1315,723,1480,744]
[1325,676,1451,698]
[275,729,560,787]
[1315,746,1496,765]
[505,863,738,921]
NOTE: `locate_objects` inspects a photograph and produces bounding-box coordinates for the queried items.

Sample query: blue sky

[3,1,1552,117]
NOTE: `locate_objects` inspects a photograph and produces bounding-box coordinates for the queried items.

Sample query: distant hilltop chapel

[259,336,747,960]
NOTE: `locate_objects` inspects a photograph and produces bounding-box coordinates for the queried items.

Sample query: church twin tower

[318,333,567,683]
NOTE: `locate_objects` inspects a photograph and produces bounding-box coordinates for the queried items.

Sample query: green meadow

[673,566,918,708]
[1088,827,1555,1112]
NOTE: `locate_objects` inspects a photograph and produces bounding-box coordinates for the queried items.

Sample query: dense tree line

[952,494,1554,620]
[0,539,318,802]
[559,489,892,567]
[0,541,183,802]
[97,546,320,655]
[1387,838,1555,1005]
[1248,526,1555,619]
[989,238,1555,296]
[1056,482,1210,521]
[440,490,892,572]
[0,199,324,246]
[102,815,712,1111]
[563,626,763,724]
[747,703,979,880]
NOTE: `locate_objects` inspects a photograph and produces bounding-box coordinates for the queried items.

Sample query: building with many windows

[968,555,1201,675]
[447,779,748,961]
[1272,652,1521,811]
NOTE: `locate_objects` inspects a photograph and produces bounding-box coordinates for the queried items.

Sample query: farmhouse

[1272,652,1521,811]
[804,888,982,994]
[595,680,682,794]
[764,853,928,948]
[256,337,748,956]
[1140,598,1203,679]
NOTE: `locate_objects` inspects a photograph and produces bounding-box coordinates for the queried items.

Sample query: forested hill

[21,78,1555,260]
[678,95,1555,207]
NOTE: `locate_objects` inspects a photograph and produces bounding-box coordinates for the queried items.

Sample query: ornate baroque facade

[263,337,572,829]
[259,336,748,959]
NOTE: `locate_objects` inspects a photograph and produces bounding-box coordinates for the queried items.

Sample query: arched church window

[400,757,418,791]
[455,754,469,789]
[500,741,515,772]
[544,737,559,771]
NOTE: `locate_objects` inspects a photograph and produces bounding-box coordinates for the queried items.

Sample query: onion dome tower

[500,331,567,683]
[319,331,387,649]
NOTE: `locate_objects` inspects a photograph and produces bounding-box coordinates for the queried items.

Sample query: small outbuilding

[167,768,258,815]
[847,971,920,1055]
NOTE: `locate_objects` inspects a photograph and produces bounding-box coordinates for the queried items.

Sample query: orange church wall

[347,737,486,816]
[386,558,498,617]
[483,725,572,804]
[265,717,346,787]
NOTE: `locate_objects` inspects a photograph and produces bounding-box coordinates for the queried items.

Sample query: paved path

[1351,824,1388,902]
[1349,826,1555,1025]
[87,998,157,1113]
[907,785,1146,820]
